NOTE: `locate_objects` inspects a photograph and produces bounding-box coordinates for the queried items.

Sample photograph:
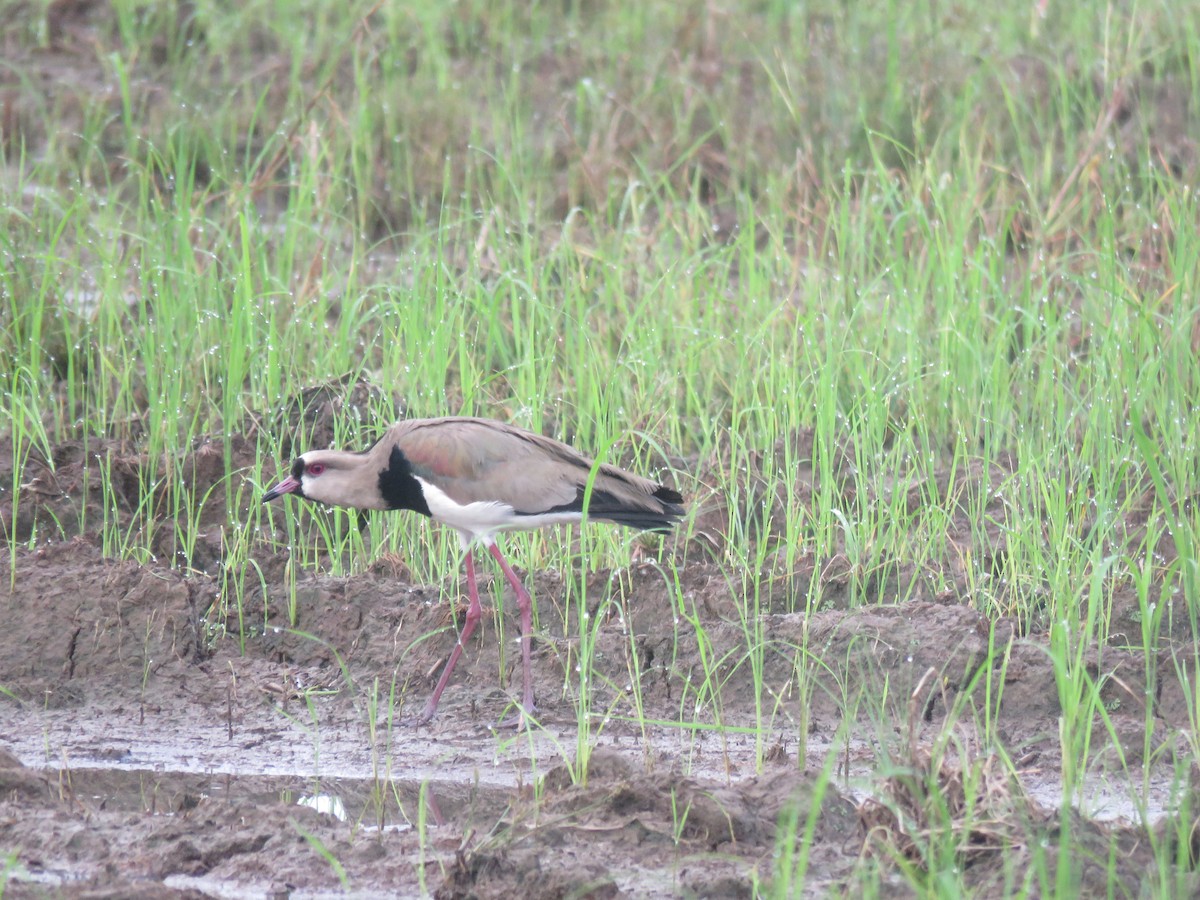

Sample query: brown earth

[1,424,1194,898]
[3,1,1199,894]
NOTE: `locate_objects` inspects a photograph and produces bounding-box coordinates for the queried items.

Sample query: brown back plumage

[376,418,684,530]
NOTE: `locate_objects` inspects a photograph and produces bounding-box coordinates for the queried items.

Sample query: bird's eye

[307,463,326,476]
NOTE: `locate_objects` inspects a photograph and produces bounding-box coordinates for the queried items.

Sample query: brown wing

[382,417,684,529]
[385,418,582,511]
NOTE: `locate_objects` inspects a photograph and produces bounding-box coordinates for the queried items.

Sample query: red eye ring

[307,463,326,476]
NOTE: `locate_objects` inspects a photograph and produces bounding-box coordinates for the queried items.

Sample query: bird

[262,416,686,727]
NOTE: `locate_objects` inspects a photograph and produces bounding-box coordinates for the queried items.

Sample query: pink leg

[412,550,483,725]
[487,541,536,725]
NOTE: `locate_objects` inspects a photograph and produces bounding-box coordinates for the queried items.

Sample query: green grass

[3,0,1200,894]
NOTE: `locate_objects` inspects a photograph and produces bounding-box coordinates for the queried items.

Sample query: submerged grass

[2,0,1200,893]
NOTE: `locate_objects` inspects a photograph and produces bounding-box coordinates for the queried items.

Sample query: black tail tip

[654,485,685,506]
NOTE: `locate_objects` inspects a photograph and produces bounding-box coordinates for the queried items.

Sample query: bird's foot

[400,702,438,728]
[495,701,537,732]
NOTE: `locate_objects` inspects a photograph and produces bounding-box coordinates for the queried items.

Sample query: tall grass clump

[2,0,1200,890]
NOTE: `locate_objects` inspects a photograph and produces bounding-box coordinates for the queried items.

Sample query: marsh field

[2,1,1200,896]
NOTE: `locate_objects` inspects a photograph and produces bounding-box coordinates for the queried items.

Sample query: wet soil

[0,428,1194,898]
[3,0,1199,893]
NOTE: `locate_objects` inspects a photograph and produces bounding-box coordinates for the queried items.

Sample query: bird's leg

[412,548,483,725]
[487,541,536,726]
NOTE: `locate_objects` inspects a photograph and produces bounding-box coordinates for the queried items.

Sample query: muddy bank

[0,536,1189,896]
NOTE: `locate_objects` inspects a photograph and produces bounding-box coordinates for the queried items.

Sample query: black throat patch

[378,445,431,516]
[290,458,309,498]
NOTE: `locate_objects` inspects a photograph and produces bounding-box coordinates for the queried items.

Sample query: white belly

[415,477,585,542]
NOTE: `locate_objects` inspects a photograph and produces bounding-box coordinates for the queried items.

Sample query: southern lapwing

[262,416,685,726]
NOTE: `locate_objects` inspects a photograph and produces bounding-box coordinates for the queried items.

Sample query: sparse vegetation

[2,0,1200,894]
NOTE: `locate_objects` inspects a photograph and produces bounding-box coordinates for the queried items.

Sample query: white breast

[415,477,586,543]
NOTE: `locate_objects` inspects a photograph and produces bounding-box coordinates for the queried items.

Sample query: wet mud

[0,430,1191,897]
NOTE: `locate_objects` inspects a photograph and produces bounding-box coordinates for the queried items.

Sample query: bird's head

[262,452,343,506]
